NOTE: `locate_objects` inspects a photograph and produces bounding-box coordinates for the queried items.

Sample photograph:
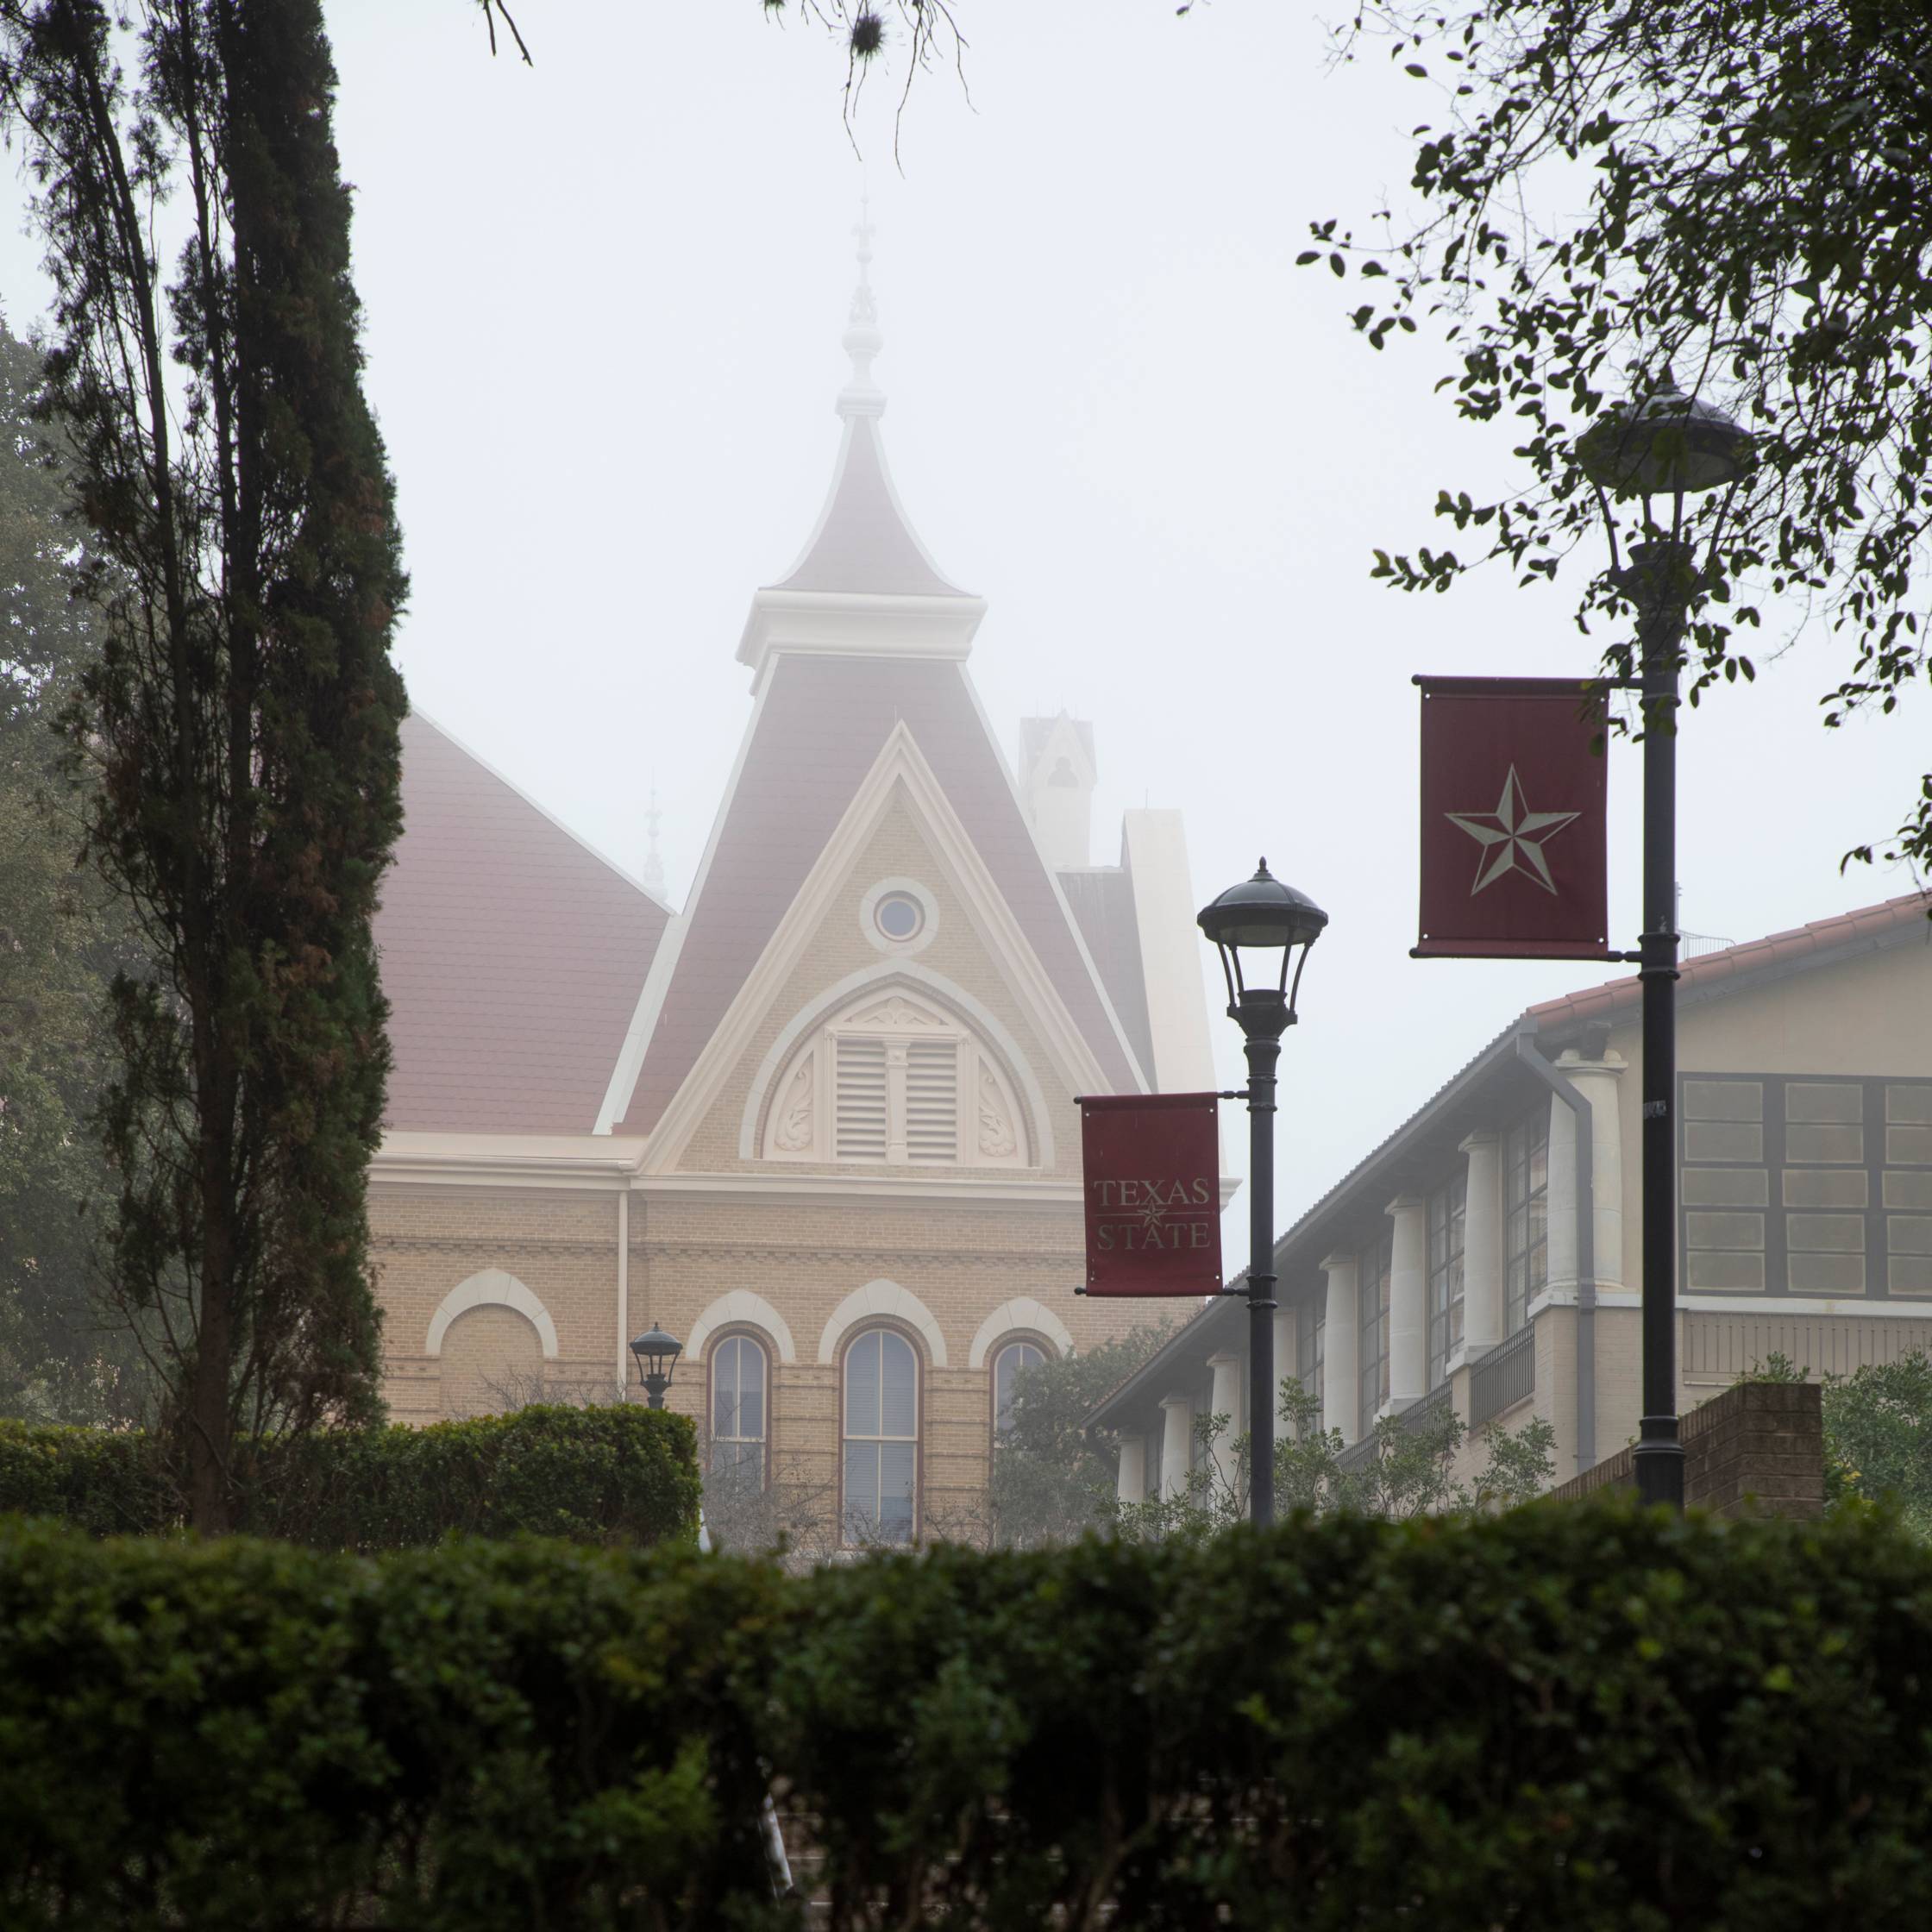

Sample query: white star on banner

[1446,766,1580,895]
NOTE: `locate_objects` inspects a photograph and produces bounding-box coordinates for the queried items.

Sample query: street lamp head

[629,1325,682,1408]
[1197,859,1328,1030]
[1577,369,1753,501]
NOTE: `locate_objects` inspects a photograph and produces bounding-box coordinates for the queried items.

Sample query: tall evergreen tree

[0,1,408,1527]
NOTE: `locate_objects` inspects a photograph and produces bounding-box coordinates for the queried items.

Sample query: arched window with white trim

[763,987,1029,1169]
[843,1327,919,1544]
[709,1333,768,1487]
[991,1337,1048,1440]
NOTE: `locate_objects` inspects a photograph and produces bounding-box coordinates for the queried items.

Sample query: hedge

[0,1403,699,1551]
[3,1501,1932,1928]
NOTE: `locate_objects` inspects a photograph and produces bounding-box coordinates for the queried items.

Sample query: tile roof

[616,652,1143,1132]
[377,711,670,1133]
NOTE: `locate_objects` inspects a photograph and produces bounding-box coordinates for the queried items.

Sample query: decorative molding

[736,587,987,686]
[639,720,1113,1178]
[425,1270,559,1358]
[860,875,939,957]
[817,1279,949,1367]
[685,1289,800,1366]
[977,1062,1017,1160]
[966,1297,1074,1369]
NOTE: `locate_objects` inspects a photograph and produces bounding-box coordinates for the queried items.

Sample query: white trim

[967,1297,1074,1370]
[373,1131,643,1190]
[860,875,939,957]
[1679,1295,1932,1319]
[954,665,1151,1093]
[687,1289,800,1365]
[736,961,1056,1167]
[594,673,777,1135]
[616,1190,630,1396]
[818,1279,949,1367]
[640,721,1111,1177]
[737,589,986,685]
[409,706,672,914]
[426,1270,559,1358]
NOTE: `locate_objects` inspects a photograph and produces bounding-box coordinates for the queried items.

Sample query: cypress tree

[0,0,407,1527]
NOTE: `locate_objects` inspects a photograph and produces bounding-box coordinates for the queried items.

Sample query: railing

[1468,1326,1536,1427]
[1398,1383,1454,1437]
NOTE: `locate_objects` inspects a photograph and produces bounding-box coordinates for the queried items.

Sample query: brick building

[368,235,1216,1543]
[1090,894,1932,1502]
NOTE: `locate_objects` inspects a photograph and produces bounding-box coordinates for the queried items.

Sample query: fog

[4,0,1921,1232]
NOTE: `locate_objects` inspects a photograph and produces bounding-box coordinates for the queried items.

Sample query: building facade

[368,239,1218,1544]
[1092,895,1932,1501]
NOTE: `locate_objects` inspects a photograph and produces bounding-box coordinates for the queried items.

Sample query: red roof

[616,652,1143,1132]
[377,712,670,1132]
[1528,891,1931,1034]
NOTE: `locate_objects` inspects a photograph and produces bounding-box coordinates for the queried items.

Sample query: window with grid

[1296,1288,1326,1433]
[1504,1107,1550,1335]
[992,1338,1047,1439]
[843,1327,919,1544]
[709,1333,768,1487]
[1679,1074,1932,1298]
[1358,1227,1392,1428]
[763,989,1027,1168]
[1427,1172,1467,1389]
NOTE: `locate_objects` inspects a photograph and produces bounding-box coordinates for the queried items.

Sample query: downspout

[1515,1032,1596,1474]
[617,1188,630,1397]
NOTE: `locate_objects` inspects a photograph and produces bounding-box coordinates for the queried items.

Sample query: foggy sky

[1,1,1923,1237]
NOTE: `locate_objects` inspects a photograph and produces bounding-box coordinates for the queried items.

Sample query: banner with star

[1077,1094,1224,1296]
[1414,676,1609,960]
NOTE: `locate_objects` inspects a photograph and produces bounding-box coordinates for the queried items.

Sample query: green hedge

[3,1502,1932,1927]
[0,1404,699,1551]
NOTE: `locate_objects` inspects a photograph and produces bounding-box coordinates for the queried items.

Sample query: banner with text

[1078,1094,1223,1297]
[1415,675,1610,961]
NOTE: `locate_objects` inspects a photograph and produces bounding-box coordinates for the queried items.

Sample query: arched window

[709,1333,768,1487]
[762,987,1029,1169]
[991,1338,1047,1439]
[843,1327,919,1544]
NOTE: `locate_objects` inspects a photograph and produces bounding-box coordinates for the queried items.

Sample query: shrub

[0,1403,699,1552]
[4,1502,1932,1926]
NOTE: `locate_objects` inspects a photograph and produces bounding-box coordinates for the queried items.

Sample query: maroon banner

[1415,676,1609,960]
[1078,1094,1222,1297]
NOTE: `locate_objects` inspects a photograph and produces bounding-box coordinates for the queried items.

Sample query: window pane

[1888,1085,1932,1126]
[844,1441,879,1527]
[845,1331,881,1438]
[737,1341,764,1440]
[1786,1082,1863,1123]
[881,1332,917,1438]
[877,1442,916,1540]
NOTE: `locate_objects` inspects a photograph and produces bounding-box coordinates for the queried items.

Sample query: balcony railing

[1398,1383,1454,1437]
[1468,1325,1536,1427]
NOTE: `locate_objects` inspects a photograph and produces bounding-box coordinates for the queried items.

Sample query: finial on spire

[838,193,886,420]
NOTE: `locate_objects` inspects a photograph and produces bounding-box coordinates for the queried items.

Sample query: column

[1159,1396,1192,1501]
[1547,1090,1580,1293]
[1116,1435,1146,1508]
[1387,1195,1428,1403]
[1208,1352,1244,1502]
[1460,1132,1503,1352]
[1320,1253,1359,1445]
[1559,1050,1628,1289]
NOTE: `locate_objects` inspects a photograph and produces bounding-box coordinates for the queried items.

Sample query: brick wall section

[1551,1380,1824,1518]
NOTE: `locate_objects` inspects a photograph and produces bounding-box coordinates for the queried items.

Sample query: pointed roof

[377,712,672,1132]
[766,203,968,601]
[606,651,1145,1134]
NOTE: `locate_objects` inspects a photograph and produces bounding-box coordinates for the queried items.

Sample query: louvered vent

[834,1037,889,1160]
[904,1039,960,1164]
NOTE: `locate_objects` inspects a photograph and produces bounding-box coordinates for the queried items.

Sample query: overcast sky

[3,2,1923,1234]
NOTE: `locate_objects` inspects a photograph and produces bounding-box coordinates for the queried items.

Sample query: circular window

[874,892,925,943]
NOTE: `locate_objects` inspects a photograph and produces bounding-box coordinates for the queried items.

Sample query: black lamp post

[1578,371,1752,1510]
[1198,860,1329,1528]
[629,1326,683,1410]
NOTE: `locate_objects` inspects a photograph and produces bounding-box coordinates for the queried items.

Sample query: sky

[1,0,1923,1236]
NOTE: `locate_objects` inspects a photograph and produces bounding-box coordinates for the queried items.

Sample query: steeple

[762,206,968,604]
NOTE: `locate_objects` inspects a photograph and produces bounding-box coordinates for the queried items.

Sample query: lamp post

[1578,371,1752,1509]
[1198,860,1329,1528]
[629,1326,683,1410]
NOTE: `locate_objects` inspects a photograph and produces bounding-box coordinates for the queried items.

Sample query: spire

[760,205,968,604]
[838,196,885,421]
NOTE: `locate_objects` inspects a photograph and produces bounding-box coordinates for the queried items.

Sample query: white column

[1559,1050,1628,1289]
[1547,1091,1579,1293]
[1320,1253,1359,1445]
[1273,1304,1294,1424]
[1159,1396,1192,1501]
[1387,1195,1428,1403]
[1460,1132,1503,1352]
[1207,1352,1243,1501]
[615,1189,630,1396]
[1116,1435,1146,1507]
